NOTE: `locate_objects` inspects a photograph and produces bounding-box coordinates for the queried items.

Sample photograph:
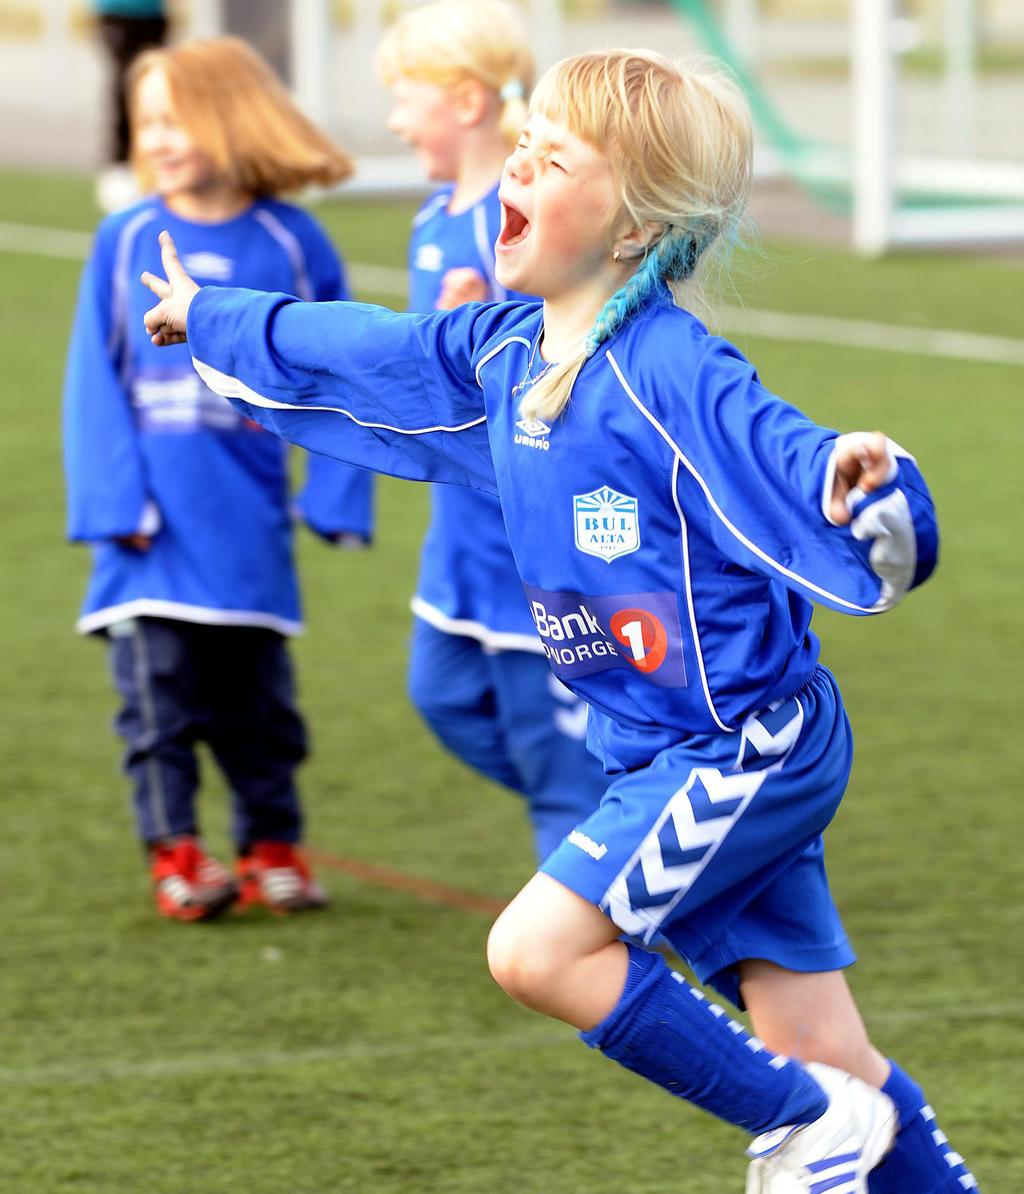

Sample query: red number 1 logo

[609,608,668,674]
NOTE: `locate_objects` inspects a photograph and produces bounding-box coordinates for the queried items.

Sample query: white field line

[715,304,1024,368]
[0,1027,572,1087]
[0,220,93,259]
[0,1000,1019,1089]
[4,219,1024,367]
[348,261,409,295]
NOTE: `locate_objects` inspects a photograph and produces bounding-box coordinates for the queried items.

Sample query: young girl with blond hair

[143,48,980,1192]
[64,36,374,921]
[375,0,607,860]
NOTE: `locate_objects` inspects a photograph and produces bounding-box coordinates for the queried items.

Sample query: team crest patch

[573,487,640,562]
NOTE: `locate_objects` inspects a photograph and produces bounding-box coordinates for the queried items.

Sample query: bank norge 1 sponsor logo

[514,415,551,451]
[573,486,639,562]
[523,584,687,688]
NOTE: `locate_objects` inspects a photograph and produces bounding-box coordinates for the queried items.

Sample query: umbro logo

[414,243,443,271]
[182,251,233,282]
[514,416,551,451]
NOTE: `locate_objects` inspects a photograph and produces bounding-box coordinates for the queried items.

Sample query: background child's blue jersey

[64,197,373,635]
[187,287,938,773]
[407,184,540,649]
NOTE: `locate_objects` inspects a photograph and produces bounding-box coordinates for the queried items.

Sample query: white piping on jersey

[670,456,732,733]
[604,348,887,617]
[192,358,488,436]
[252,208,314,301]
[109,206,159,366]
[412,192,450,228]
[410,596,546,654]
[471,203,506,302]
[474,336,531,386]
[76,598,303,637]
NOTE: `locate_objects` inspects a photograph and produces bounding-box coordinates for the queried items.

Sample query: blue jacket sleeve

[673,339,938,615]
[63,227,152,542]
[290,225,376,541]
[188,287,502,496]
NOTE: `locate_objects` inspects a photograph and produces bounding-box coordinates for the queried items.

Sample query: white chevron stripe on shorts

[601,700,804,941]
[734,700,805,770]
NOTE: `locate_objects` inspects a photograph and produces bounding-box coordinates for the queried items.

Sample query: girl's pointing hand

[142,231,199,346]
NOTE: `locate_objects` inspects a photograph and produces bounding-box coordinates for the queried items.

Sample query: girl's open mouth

[499,201,531,247]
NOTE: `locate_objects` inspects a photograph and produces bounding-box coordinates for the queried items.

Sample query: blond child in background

[376,0,608,862]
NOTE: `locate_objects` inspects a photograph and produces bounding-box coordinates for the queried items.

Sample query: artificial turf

[0,169,1019,1192]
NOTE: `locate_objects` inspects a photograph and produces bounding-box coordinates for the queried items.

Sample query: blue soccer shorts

[407,617,608,861]
[540,665,857,1006]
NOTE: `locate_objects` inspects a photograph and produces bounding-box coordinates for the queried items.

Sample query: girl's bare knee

[486,908,560,1009]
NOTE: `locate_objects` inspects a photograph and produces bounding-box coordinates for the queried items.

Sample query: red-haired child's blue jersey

[64,197,373,635]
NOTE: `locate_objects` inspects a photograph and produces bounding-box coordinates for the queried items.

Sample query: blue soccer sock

[580,943,828,1134]
[868,1061,980,1193]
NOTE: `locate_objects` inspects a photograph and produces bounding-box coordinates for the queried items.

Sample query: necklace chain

[511,329,555,398]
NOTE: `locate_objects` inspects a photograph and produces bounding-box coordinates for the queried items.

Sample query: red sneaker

[236,842,328,913]
[150,836,238,921]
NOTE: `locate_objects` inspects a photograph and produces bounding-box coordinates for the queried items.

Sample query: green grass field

[1,169,1020,1193]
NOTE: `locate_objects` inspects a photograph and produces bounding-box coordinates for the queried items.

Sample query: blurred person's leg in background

[93,0,168,211]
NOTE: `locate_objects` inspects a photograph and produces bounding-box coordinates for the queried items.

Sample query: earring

[613,249,621,262]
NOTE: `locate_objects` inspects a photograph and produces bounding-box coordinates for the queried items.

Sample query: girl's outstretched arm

[639,337,939,615]
[142,232,504,494]
[291,225,375,545]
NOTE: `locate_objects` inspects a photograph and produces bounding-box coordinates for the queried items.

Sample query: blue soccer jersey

[64,197,373,635]
[407,183,540,649]
[186,286,937,773]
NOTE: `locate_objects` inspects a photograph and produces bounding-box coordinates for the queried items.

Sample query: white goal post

[852,0,1024,254]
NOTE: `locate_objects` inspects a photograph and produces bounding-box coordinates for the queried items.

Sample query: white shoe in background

[96,164,141,213]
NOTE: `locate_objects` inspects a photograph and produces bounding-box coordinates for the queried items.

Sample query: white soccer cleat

[745,1063,898,1193]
